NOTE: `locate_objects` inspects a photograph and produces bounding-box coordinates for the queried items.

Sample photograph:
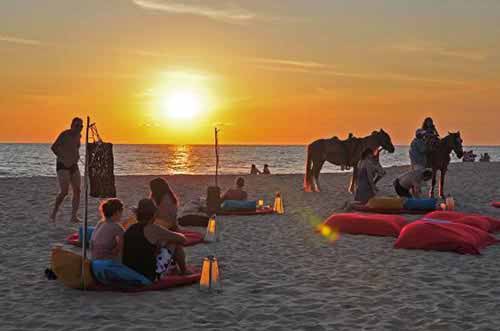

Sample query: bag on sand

[206,186,221,215]
[366,197,405,210]
[51,247,95,289]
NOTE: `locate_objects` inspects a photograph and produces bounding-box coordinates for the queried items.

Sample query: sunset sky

[1,0,499,145]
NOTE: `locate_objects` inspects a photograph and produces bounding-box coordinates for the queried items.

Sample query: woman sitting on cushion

[91,198,125,262]
[150,177,181,231]
[149,177,209,228]
[123,199,190,282]
[222,177,248,201]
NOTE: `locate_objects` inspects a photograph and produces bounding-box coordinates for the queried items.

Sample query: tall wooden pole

[215,127,219,187]
[81,116,90,290]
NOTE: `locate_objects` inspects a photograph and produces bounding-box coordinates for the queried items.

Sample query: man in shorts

[50,117,83,223]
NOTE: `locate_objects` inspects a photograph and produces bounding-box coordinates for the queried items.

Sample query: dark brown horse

[427,132,464,198]
[304,129,395,192]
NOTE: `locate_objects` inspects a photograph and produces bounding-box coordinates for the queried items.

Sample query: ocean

[0,144,498,178]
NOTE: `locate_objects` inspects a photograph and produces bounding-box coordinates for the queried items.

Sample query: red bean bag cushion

[91,266,201,292]
[322,213,409,237]
[492,202,500,209]
[422,211,500,233]
[395,221,498,255]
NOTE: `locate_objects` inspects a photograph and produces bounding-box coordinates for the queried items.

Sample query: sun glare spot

[161,90,203,120]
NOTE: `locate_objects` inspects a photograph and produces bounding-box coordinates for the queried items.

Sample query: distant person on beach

[463,151,477,162]
[150,177,180,231]
[123,199,190,281]
[250,164,261,175]
[479,153,491,162]
[91,199,125,262]
[263,164,271,175]
[394,168,433,198]
[222,177,248,201]
[409,129,427,170]
[50,117,83,223]
[354,148,378,204]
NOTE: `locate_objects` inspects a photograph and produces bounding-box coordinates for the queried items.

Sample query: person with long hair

[354,148,378,204]
[421,117,439,137]
[149,177,180,231]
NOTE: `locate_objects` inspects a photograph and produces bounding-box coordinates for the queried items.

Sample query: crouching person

[394,168,433,198]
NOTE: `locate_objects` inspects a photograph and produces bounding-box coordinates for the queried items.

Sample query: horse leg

[429,170,437,198]
[439,169,447,199]
[348,165,358,193]
[313,160,325,192]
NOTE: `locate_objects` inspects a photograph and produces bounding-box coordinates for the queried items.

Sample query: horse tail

[304,144,314,192]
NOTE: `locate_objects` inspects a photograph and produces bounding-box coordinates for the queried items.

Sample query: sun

[161,89,204,120]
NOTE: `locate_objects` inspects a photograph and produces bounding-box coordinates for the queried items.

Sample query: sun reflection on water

[168,145,193,174]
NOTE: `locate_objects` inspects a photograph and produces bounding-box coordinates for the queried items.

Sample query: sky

[1,0,499,145]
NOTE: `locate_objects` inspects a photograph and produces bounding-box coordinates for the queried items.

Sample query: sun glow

[161,89,204,120]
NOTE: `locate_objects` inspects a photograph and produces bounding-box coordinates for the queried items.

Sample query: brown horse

[427,132,464,198]
[304,129,395,192]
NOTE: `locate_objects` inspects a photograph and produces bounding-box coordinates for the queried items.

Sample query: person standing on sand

[50,117,83,223]
[409,129,427,170]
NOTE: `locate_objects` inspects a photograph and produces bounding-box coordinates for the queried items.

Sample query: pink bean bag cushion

[322,213,409,237]
[395,221,498,255]
[422,211,500,233]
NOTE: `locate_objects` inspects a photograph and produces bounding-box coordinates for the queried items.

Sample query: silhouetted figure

[480,153,491,162]
[250,164,261,175]
[263,164,271,175]
[50,117,83,223]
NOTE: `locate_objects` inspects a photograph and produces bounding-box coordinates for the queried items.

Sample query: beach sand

[1,162,500,330]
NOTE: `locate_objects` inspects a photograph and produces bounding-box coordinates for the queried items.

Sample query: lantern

[204,215,217,243]
[273,192,284,214]
[258,199,264,209]
[200,256,222,292]
[445,197,455,211]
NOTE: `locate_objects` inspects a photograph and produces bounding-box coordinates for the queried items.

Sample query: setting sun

[161,89,204,120]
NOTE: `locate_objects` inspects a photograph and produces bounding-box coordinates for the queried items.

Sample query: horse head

[448,131,464,158]
[374,129,395,153]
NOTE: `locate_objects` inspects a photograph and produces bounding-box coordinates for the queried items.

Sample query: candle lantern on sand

[204,215,217,243]
[200,256,222,292]
[445,196,455,210]
[273,192,284,214]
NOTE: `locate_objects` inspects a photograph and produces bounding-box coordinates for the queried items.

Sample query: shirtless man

[221,177,248,201]
[50,118,83,223]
